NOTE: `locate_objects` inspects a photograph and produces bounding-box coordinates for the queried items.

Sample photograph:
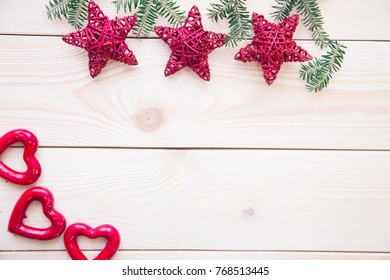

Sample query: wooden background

[0,0,390,260]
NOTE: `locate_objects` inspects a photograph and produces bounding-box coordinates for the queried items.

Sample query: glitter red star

[154,5,227,81]
[235,14,313,85]
[62,1,138,78]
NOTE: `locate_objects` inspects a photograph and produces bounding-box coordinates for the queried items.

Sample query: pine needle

[46,0,185,36]
[155,0,185,27]
[300,41,347,92]
[207,2,231,22]
[68,0,89,29]
[112,0,141,13]
[46,0,88,29]
[208,0,251,47]
[113,0,185,37]
[133,0,158,37]
[295,0,329,48]
[271,0,330,48]
[270,0,347,92]
[46,0,72,20]
[271,0,297,21]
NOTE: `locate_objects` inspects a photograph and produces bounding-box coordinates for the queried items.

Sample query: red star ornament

[235,14,313,85]
[62,1,138,78]
[154,6,227,81]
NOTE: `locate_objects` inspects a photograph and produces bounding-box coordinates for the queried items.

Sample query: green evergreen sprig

[300,41,346,92]
[113,0,186,37]
[46,0,71,21]
[68,0,89,29]
[295,0,329,48]
[272,0,347,92]
[207,0,251,47]
[272,0,329,48]
[271,0,297,22]
[46,0,89,29]
[46,0,185,36]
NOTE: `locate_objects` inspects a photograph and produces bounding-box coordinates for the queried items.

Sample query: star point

[235,14,312,85]
[154,5,227,81]
[62,1,138,78]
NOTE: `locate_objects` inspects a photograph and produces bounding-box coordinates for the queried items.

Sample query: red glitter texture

[154,6,227,81]
[235,14,313,85]
[62,1,138,78]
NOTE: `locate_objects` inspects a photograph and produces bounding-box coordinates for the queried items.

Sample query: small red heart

[0,129,41,185]
[64,223,120,260]
[8,186,66,240]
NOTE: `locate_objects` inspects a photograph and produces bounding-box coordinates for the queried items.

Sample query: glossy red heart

[0,129,41,185]
[64,223,120,260]
[8,186,66,240]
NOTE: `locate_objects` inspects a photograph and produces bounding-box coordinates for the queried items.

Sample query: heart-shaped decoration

[8,186,66,240]
[0,129,41,185]
[64,223,120,260]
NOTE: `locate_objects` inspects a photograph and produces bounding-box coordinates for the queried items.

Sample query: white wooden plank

[1,148,390,251]
[1,251,390,260]
[0,0,389,40]
[0,37,389,149]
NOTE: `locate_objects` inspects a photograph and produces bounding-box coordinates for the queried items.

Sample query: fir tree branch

[114,0,185,36]
[295,0,329,48]
[300,41,347,92]
[112,0,141,13]
[208,0,251,47]
[299,57,324,81]
[133,0,158,37]
[207,1,232,22]
[67,0,89,29]
[271,0,297,22]
[271,0,347,92]
[226,1,251,47]
[46,0,72,20]
[46,0,88,29]
[155,0,185,26]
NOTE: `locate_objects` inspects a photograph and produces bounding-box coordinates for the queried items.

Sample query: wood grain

[1,148,390,252]
[0,0,389,40]
[1,251,390,260]
[0,36,389,149]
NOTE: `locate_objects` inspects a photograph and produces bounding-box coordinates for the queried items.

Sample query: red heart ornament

[0,129,41,185]
[8,186,66,240]
[64,223,120,260]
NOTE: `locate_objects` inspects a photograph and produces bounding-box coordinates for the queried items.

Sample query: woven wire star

[62,1,138,78]
[154,6,227,81]
[235,14,313,85]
